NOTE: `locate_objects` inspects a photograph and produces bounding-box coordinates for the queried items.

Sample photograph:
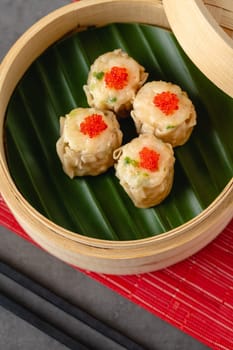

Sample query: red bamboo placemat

[0,196,232,349]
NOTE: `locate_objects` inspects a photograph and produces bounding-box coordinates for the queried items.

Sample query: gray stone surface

[0,227,210,350]
[0,1,210,349]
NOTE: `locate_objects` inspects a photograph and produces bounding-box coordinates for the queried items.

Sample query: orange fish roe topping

[104,66,128,90]
[80,114,108,138]
[153,91,179,115]
[139,147,160,172]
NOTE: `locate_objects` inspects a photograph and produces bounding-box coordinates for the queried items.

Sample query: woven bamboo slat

[204,0,233,37]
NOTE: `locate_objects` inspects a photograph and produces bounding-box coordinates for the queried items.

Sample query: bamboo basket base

[0,0,233,274]
[12,184,233,274]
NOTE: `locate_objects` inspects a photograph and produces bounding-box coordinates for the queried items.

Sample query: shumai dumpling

[84,49,148,117]
[131,81,197,147]
[113,134,175,208]
[56,108,123,178]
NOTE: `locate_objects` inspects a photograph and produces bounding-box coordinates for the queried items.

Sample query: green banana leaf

[5,23,233,240]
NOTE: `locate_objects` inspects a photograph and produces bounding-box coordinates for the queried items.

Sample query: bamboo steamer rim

[0,0,232,274]
[163,0,233,98]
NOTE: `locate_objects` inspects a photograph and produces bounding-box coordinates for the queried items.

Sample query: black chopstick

[0,291,89,350]
[0,260,146,350]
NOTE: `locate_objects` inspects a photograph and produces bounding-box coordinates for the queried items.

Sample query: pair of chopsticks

[0,260,146,350]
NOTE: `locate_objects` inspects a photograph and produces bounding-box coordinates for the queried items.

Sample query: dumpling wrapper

[131,81,197,147]
[56,108,123,178]
[84,49,148,117]
[114,134,175,208]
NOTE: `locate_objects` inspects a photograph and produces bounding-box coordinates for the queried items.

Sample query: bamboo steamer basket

[0,0,232,275]
[163,0,233,98]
